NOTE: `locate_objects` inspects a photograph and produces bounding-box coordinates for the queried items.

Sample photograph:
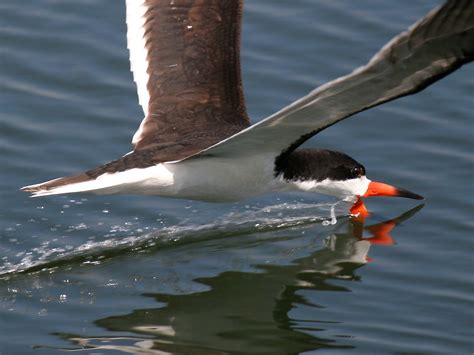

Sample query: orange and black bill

[362,182,424,200]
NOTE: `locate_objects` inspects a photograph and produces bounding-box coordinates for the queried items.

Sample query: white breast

[167,154,282,202]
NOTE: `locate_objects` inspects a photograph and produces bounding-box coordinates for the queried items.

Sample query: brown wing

[126,0,249,152]
[184,0,473,163]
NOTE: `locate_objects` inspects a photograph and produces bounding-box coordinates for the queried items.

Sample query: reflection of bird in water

[47,205,423,354]
[22,0,472,214]
[300,204,423,279]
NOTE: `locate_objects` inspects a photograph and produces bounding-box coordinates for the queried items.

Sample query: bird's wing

[125,0,249,151]
[182,0,473,163]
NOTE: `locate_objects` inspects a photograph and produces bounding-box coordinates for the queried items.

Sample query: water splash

[322,203,338,226]
[0,201,349,278]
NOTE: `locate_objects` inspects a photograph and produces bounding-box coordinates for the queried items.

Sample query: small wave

[0,201,350,278]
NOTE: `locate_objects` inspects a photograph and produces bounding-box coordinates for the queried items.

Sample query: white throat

[290,176,371,201]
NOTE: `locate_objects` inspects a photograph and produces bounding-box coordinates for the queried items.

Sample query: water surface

[1,0,473,354]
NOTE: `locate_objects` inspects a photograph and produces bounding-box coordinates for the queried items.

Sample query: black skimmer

[22,0,473,208]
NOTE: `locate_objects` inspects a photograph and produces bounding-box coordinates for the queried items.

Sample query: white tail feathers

[21,175,108,197]
[21,164,175,197]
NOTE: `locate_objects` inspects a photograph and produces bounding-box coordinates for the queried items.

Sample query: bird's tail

[21,173,105,197]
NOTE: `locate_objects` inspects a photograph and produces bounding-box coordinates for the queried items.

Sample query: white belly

[94,153,285,202]
[167,154,283,201]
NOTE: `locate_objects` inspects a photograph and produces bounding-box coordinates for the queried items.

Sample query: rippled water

[1,1,473,354]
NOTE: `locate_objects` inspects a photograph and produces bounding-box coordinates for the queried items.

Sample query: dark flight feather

[185,0,473,164]
[133,0,249,151]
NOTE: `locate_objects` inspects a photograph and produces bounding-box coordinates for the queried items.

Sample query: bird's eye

[351,166,364,178]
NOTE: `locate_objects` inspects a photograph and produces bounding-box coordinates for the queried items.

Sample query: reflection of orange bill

[365,221,397,245]
[349,203,424,266]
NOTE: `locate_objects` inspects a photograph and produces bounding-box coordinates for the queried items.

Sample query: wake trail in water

[0,201,349,278]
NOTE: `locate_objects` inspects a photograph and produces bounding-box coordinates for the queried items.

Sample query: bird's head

[278,149,423,201]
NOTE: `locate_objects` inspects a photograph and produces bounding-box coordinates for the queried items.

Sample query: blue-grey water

[1,1,473,354]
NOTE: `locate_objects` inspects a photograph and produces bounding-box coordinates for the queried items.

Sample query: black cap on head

[275,149,365,182]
